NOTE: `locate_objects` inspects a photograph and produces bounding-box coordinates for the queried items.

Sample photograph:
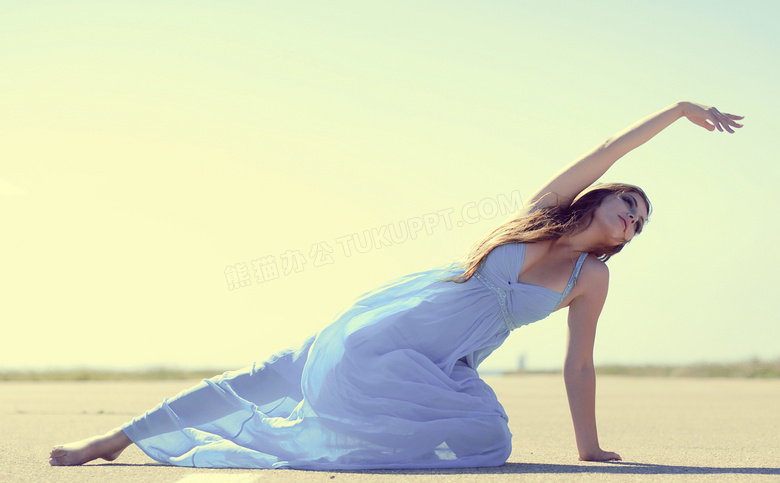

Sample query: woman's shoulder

[577,255,610,289]
[557,255,609,310]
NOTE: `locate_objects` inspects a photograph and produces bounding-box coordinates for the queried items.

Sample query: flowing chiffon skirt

[122,244,587,469]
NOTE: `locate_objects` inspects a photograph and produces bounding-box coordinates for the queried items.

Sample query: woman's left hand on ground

[579,449,622,462]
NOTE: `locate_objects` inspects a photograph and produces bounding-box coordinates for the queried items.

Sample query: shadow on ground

[90,462,780,475]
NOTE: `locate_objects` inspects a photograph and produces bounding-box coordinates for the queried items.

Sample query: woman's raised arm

[526,102,744,209]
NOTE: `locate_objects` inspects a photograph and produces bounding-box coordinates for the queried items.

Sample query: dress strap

[560,252,588,302]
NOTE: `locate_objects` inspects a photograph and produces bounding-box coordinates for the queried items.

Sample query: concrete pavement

[2,374,778,482]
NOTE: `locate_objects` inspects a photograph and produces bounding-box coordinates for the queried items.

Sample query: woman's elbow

[563,358,595,377]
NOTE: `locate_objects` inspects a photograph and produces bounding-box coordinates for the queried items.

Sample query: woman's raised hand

[680,102,744,133]
[525,101,743,210]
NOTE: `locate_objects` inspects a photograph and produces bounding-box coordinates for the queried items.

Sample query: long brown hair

[447,183,651,283]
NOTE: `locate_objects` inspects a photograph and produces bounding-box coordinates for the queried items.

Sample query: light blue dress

[122,243,588,469]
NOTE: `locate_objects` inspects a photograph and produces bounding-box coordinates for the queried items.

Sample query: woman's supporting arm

[563,261,621,461]
[527,101,744,209]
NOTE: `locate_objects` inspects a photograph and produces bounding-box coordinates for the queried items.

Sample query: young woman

[49,101,742,468]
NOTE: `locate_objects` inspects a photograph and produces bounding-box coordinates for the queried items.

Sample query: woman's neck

[561,226,607,255]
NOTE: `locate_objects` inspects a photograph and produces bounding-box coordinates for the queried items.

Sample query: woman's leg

[49,427,132,466]
[47,375,260,467]
[50,336,316,467]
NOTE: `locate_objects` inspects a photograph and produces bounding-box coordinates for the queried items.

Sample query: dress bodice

[473,243,588,331]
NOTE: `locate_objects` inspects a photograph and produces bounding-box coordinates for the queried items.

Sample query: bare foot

[49,428,132,466]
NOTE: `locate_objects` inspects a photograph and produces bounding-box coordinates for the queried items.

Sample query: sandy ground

[2,374,778,483]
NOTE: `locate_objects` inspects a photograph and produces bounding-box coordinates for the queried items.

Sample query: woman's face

[593,192,649,244]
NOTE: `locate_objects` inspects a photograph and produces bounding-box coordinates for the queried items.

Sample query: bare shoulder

[557,255,608,311]
[574,256,609,297]
[582,255,609,281]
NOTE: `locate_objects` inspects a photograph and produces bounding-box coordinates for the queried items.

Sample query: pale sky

[2,1,779,372]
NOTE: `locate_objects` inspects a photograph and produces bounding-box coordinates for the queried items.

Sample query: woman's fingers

[580,449,622,461]
[696,117,716,131]
[711,108,730,133]
[684,103,744,134]
[711,108,724,132]
[708,107,744,134]
[722,113,745,130]
[606,451,622,461]
[718,116,742,133]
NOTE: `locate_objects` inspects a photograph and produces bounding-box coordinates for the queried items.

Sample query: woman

[49,101,743,468]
